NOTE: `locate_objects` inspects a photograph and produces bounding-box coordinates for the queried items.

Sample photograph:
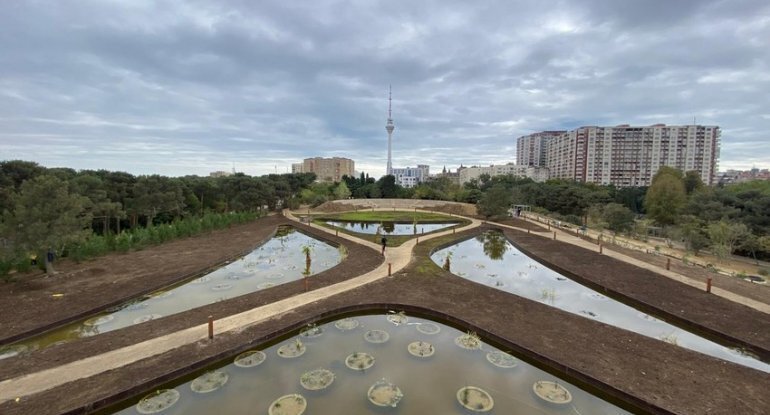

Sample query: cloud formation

[1,0,768,177]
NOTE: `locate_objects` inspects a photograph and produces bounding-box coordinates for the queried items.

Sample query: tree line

[0,160,317,276]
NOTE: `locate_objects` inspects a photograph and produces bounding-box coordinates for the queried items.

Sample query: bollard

[304,277,309,292]
[706,278,712,293]
[335,229,338,236]
[553,232,556,240]
[599,244,603,254]
[548,223,551,230]
[388,263,392,276]
[453,227,455,234]
[208,315,214,340]
[416,237,419,244]
[527,229,530,234]
[597,235,601,245]
[666,258,671,270]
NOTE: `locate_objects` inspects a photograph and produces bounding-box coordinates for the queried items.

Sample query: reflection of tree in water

[476,231,509,260]
[381,221,395,234]
[275,226,295,238]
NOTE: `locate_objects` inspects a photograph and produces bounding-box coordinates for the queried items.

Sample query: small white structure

[391,165,430,188]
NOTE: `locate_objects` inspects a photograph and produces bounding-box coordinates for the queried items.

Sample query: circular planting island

[300,368,335,391]
[386,313,408,325]
[190,370,229,393]
[416,322,441,335]
[367,378,403,408]
[299,324,324,339]
[486,351,518,368]
[457,386,494,412]
[364,329,390,344]
[334,318,360,331]
[407,341,435,358]
[345,352,375,371]
[135,389,180,414]
[454,332,482,350]
[268,394,307,415]
[533,381,572,405]
[234,350,266,368]
[277,339,307,358]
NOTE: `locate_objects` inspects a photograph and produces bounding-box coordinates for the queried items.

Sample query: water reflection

[324,221,457,235]
[112,314,631,415]
[432,230,770,373]
[0,227,341,359]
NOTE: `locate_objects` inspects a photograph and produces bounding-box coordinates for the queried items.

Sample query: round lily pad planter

[416,322,441,335]
[133,314,162,324]
[300,368,335,391]
[277,340,306,358]
[364,330,390,344]
[486,351,518,368]
[456,386,494,412]
[407,341,435,358]
[533,381,572,405]
[299,325,324,339]
[345,352,375,371]
[84,314,115,326]
[268,393,307,415]
[211,283,233,291]
[191,276,211,284]
[367,379,403,408]
[386,313,408,326]
[135,389,180,414]
[234,350,266,368]
[334,318,360,331]
[257,282,276,289]
[454,333,482,350]
[191,370,229,393]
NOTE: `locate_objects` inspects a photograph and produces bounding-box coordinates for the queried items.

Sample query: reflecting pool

[431,231,769,373]
[324,220,457,235]
[0,227,341,359]
[112,313,631,415]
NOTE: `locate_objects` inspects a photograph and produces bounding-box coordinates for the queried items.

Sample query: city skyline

[1,1,769,178]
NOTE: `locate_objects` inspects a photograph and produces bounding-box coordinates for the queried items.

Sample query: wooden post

[597,235,601,245]
[208,316,214,340]
[335,229,338,236]
[666,258,671,270]
[548,223,551,230]
[304,277,309,292]
[553,232,556,240]
[527,229,530,234]
[599,244,603,254]
[416,237,419,244]
[388,263,392,276]
[453,227,455,234]
[706,278,712,293]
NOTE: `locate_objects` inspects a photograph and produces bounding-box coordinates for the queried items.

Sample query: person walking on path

[381,236,387,255]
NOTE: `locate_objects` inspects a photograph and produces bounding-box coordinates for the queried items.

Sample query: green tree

[377,175,398,198]
[683,171,704,195]
[707,220,749,262]
[3,175,92,274]
[644,167,686,225]
[477,185,511,219]
[674,215,710,255]
[602,203,635,233]
[334,181,351,200]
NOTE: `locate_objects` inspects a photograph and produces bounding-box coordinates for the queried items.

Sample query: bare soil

[1,221,768,415]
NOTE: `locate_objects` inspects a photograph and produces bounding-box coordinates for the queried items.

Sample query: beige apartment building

[457,163,549,184]
[292,157,355,182]
[516,131,566,167]
[518,124,720,187]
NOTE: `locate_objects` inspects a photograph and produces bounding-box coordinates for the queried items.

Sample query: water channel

[324,221,458,235]
[430,230,769,373]
[0,226,341,360]
[112,313,631,415]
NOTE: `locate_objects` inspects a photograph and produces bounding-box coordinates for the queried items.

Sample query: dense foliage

[0,160,317,276]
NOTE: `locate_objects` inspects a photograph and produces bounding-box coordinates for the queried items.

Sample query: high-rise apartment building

[457,163,549,184]
[518,124,720,187]
[391,165,430,188]
[516,131,566,167]
[294,157,355,182]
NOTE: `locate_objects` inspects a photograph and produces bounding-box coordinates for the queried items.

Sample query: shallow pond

[111,313,631,415]
[324,220,457,235]
[0,227,341,359]
[431,231,769,373]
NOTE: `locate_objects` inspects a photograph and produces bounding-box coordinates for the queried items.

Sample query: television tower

[385,85,395,176]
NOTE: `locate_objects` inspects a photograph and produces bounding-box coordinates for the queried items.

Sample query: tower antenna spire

[388,84,392,119]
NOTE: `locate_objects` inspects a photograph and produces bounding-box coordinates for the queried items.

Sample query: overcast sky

[1,0,769,178]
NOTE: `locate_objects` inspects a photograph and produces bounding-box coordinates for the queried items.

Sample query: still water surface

[431,231,769,373]
[324,220,457,235]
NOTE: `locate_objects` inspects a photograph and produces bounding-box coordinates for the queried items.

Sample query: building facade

[520,124,720,187]
[391,165,429,188]
[294,157,355,182]
[457,163,549,184]
[516,131,566,167]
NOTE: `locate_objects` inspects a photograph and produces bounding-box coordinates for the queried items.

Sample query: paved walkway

[492,218,770,314]
[0,211,481,404]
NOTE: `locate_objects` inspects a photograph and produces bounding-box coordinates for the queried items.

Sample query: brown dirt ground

[1,222,769,415]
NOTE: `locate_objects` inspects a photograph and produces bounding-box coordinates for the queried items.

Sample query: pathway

[0,211,481,404]
[491,217,770,314]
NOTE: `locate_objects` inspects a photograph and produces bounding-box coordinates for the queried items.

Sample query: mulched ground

[1,219,769,415]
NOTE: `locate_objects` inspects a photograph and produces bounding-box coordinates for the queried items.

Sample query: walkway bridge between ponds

[0,210,482,406]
